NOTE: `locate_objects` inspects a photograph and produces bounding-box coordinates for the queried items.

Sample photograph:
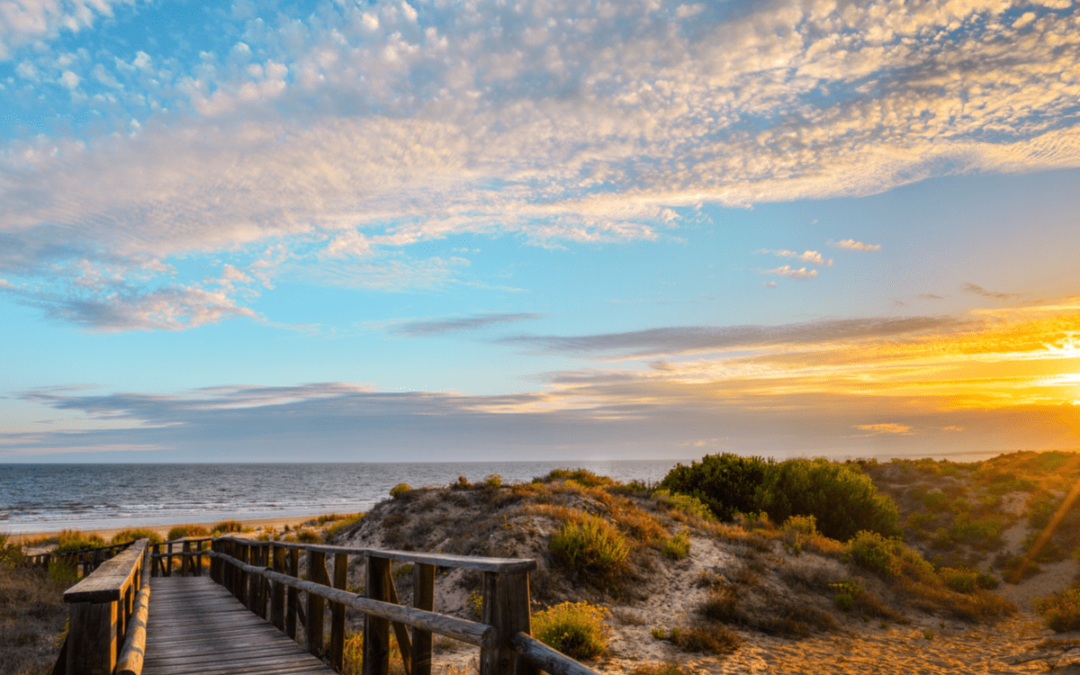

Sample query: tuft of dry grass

[656,624,741,655]
[0,549,67,675]
[629,663,697,675]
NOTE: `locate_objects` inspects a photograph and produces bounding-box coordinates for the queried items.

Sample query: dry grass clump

[110,529,163,545]
[549,514,630,573]
[1035,588,1080,633]
[628,662,697,675]
[52,530,106,552]
[0,538,67,675]
[210,520,248,535]
[341,631,408,675]
[532,601,612,660]
[653,624,741,655]
[698,576,838,638]
[166,524,210,540]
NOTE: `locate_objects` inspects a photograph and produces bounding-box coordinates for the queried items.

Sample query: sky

[2,0,1080,463]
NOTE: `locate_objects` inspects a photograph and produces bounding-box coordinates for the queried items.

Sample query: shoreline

[9,513,344,546]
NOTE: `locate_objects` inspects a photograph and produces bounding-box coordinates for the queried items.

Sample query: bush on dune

[167,524,210,540]
[53,530,106,553]
[532,602,612,660]
[659,454,770,522]
[1036,588,1080,632]
[110,529,163,545]
[760,459,900,542]
[659,453,900,541]
[549,514,630,573]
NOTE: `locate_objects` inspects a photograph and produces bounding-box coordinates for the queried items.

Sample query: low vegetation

[166,524,210,540]
[0,534,67,675]
[532,601,612,660]
[660,454,900,541]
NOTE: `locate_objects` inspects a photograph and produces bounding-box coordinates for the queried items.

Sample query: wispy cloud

[763,266,817,280]
[758,249,833,266]
[962,283,1023,302]
[393,313,541,337]
[855,423,913,435]
[830,240,882,252]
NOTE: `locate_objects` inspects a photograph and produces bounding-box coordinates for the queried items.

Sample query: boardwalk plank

[143,576,334,675]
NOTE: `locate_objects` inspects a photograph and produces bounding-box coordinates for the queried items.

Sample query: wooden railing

[57,535,601,675]
[60,538,151,675]
[28,542,132,578]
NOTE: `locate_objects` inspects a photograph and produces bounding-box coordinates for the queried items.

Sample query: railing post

[412,564,435,675]
[332,553,348,673]
[480,571,536,675]
[307,550,328,657]
[286,548,300,640]
[66,601,117,675]
[166,542,173,577]
[363,556,390,675]
[181,541,191,577]
[271,545,286,631]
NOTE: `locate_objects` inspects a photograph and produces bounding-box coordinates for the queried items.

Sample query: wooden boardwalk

[143,576,336,675]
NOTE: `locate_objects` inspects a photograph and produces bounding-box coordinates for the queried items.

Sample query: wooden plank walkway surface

[143,576,336,675]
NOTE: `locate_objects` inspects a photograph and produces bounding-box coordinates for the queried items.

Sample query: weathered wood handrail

[511,633,596,675]
[211,550,498,647]
[114,548,152,675]
[62,538,149,675]
[214,536,538,573]
[29,542,132,577]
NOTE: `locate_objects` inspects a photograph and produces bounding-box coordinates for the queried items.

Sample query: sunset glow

[3,0,1080,461]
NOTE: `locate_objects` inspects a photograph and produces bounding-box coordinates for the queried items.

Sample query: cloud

[9,298,1080,460]
[758,249,833,266]
[393,313,541,337]
[5,0,1080,329]
[503,315,961,357]
[763,265,817,279]
[830,240,882,252]
[855,423,913,435]
[0,0,137,61]
[918,294,945,300]
[961,283,1023,302]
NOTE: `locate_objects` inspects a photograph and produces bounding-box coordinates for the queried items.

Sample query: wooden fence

[57,535,600,675]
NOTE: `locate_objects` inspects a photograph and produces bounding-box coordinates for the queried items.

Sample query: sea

[0,460,690,535]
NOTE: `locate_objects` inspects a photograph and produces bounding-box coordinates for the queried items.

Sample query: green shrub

[532,602,611,660]
[939,568,979,594]
[210,520,246,535]
[297,529,321,543]
[53,530,106,552]
[661,533,690,560]
[324,513,364,540]
[758,459,900,541]
[394,563,414,578]
[110,529,163,545]
[485,474,503,488]
[659,454,770,521]
[922,492,949,512]
[660,454,900,541]
[1035,588,1080,632]
[167,524,210,540]
[48,557,80,588]
[550,515,629,572]
[450,475,471,489]
[544,469,616,488]
[390,483,412,499]
[652,490,717,522]
[830,580,861,611]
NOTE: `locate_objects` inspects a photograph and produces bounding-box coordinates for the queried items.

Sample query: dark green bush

[660,454,899,541]
[1035,588,1080,632]
[659,454,770,521]
[758,459,900,541]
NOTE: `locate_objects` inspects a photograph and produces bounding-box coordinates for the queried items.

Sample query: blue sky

[3,0,1080,462]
